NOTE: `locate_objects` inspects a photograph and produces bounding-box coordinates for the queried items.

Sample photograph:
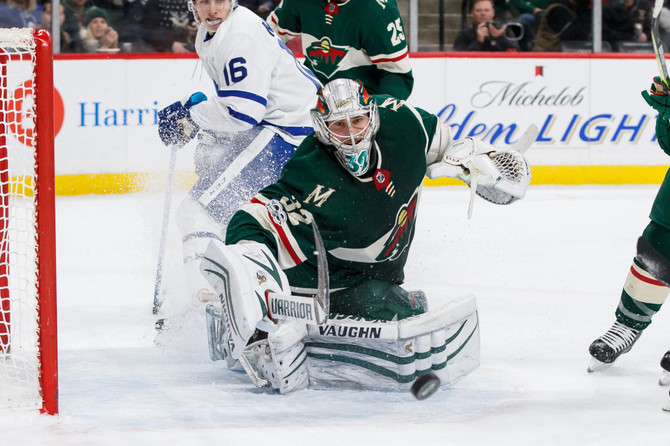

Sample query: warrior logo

[306,38,348,79]
[378,190,419,261]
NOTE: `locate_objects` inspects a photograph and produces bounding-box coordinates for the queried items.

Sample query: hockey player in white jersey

[157,0,321,303]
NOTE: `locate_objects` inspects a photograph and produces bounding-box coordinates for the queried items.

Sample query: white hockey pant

[304,296,480,391]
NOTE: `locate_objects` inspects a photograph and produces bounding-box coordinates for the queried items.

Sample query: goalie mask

[311,79,380,177]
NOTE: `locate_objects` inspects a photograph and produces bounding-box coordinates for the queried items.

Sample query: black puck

[411,372,441,400]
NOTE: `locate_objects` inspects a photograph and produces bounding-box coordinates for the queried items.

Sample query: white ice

[3,185,670,444]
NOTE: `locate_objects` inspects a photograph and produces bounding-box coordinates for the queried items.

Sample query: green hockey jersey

[225,96,438,292]
[267,0,414,99]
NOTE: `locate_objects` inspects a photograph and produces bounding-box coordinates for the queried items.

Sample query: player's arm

[266,0,301,44]
[426,127,534,205]
[365,8,413,99]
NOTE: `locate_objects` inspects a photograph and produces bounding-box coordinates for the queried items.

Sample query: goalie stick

[652,0,670,88]
[260,220,330,325]
[152,144,178,314]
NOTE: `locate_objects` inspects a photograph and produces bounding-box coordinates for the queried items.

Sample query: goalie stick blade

[510,124,538,154]
[652,0,670,88]
[311,220,330,325]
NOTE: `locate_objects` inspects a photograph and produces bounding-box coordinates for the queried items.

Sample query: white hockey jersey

[190,6,321,146]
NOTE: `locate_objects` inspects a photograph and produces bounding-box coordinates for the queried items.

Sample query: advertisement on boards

[5,53,669,192]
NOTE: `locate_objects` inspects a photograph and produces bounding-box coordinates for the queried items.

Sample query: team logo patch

[266,199,287,225]
[378,191,419,261]
[256,271,267,286]
[306,38,348,79]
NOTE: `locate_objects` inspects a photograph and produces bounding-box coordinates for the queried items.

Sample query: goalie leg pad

[304,296,480,391]
[240,320,309,393]
[201,240,291,361]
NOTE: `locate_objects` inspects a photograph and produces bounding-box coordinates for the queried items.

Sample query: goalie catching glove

[426,136,531,206]
[157,92,207,147]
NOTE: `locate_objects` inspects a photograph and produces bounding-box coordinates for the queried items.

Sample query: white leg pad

[247,320,309,394]
[304,296,480,391]
[200,239,291,360]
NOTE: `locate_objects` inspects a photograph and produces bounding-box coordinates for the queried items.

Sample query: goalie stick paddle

[652,0,670,88]
[152,144,178,314]
[266,220,330,325]
[312,219,330,324]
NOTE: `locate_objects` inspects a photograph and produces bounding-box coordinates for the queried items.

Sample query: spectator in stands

[531,0,590,51]
[139,0,196,52]
[602,0,652,50]
[508,0,550,50]
[37,0,80,52]
[238,0,276,19]
[63,0,94,40]
[79,6,120,52]
[0,0,42,28]
[453,0,520,51]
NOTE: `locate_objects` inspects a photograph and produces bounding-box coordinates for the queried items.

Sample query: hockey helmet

[311,79,379,177]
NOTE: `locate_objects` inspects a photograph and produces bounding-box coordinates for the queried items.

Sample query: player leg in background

[589,168,670,378]
[329,280,428,321]
[176,127,296,304]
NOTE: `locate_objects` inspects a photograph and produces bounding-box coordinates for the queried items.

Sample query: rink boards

[7,52,667,194]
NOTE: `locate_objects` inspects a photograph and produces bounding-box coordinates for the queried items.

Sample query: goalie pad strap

[304,296,480,390]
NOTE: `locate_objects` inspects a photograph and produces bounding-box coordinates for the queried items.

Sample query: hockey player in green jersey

[199,79,532,394]
[267,0,414,100]
[589,77,670,392]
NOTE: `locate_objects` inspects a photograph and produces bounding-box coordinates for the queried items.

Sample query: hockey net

[0,28,58,415]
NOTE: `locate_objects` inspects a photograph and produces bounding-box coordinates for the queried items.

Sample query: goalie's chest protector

[278,103,437,286]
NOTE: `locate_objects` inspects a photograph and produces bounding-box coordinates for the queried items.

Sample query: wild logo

[306,38,348,79]
[378,190,419,261]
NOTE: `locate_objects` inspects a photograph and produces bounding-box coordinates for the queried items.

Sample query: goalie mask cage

[0,28,58,415]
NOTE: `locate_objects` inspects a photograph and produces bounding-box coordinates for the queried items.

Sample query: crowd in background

[0,0,665,53]
[0,0,279,53]
[457,0,659,52]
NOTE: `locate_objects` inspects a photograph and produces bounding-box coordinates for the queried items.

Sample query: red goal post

[0,28,58,415]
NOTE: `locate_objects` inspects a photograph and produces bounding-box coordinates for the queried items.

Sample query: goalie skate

[587,321,641,372]
[663,390,670,412]
[660,351,670,386]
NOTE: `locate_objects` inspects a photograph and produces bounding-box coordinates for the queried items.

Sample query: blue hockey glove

[642,76,670,120]
[157,92,207,147]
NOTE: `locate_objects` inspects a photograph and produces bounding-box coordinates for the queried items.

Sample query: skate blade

[659,370,670,386]
[587,357,612,373]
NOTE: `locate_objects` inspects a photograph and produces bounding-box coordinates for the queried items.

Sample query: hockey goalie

[199,79,533,396]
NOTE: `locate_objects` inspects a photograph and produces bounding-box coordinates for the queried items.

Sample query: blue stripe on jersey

[228,106,259,125]
[260,120,313,136]
[216,89,268,107]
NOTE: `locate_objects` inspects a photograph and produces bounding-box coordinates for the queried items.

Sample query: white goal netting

[0,28,48,412]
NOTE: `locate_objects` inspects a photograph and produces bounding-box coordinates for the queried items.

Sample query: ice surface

[3,185,670,444]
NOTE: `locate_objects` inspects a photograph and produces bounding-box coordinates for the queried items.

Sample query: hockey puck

[411,372,441,400]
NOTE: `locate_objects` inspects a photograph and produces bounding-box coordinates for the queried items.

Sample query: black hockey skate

[587,321,641,372]
[660,351,670,386]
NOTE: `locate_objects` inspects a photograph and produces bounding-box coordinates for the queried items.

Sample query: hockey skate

[587,321,641,372]
[205,303,238,369]
[660,351,670,386]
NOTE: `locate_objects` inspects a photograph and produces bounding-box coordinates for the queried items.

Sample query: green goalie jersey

[267,0,414,100]
[225,96,438,292]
